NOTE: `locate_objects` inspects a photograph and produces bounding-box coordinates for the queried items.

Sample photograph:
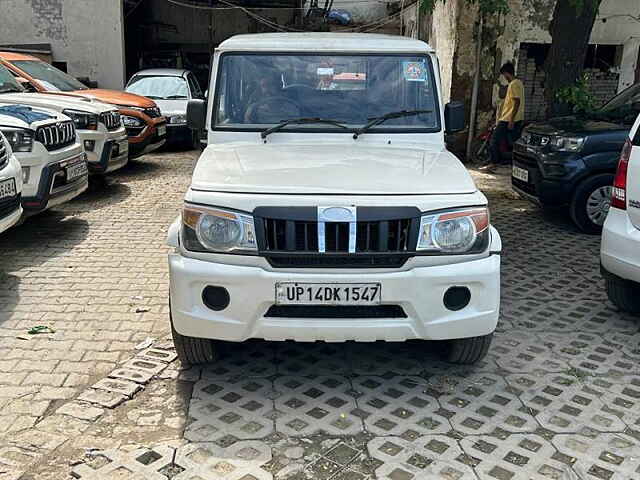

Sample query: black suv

[512,82,639,233]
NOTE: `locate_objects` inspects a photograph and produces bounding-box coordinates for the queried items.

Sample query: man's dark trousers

[490,120,523,165]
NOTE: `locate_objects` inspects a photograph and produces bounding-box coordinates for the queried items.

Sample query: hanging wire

[163,0,414,33]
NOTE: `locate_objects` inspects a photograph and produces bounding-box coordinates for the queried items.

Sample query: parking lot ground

[1,153,640,480]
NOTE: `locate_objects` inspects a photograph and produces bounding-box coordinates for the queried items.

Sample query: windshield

[0,64,24,94]
[214,53,440,132]
[11,60,88,92]
[126,75,189,99]
[597,82,640,121]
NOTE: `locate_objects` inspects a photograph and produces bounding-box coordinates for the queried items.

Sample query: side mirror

[445,101,465,133]
[187,99,206,131]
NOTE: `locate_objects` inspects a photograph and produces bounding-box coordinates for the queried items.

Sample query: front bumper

[22,151,88,215]
[601,207,640,284]
[512,146,582,207]
[169,253,501,343]
[0,155,23,233]
[89,134,129,175]
[128,119,167,159]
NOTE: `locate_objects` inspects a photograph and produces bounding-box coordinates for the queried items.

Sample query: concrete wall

[0,0,125,89]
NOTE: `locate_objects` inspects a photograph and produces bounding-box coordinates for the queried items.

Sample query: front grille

[100,111,121,130]
[259,210,416,254]
[36,121,75,151]
[265,305,407,319]
[144,107,161,118]
[0,193,20,218]
[0,138,7,169]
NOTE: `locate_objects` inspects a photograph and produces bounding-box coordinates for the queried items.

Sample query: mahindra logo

[317,206,357,253]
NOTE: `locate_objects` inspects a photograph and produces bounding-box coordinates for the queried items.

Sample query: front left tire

[170,313,217,365]
[446,333,493,364]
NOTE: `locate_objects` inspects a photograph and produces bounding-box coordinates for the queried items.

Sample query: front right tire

[446,333,493,364]
[605,277,640,315]
[170,315,217,365]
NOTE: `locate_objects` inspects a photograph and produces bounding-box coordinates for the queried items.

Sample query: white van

[168,33,501,365]
[601,113,640,314]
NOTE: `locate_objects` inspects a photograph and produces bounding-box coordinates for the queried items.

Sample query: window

[126,75,189,100]
[11,60,87,91]
[214,53,440,132]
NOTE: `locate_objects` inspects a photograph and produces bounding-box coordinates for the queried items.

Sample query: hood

[155,99,187,117]
[73,89,157,108]
[527,115,626,136]
[0,92,115,114]
[0,103,67,129]
[191,143,477,195]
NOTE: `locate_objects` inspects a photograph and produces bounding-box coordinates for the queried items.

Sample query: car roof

[218,33,434,53]
[0,51,40,61]
[131,68,190,77]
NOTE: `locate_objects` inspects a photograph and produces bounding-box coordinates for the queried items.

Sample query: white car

[0,104,88,215]
[601,113,640,314]
[0,63,128,175]
[168,33,502,365]
[0,130,22,233]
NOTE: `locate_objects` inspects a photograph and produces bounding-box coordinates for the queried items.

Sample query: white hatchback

[601,113,640,314]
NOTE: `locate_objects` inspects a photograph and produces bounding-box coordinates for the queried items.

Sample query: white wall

[498,0,640,92]
[0,0,125,89]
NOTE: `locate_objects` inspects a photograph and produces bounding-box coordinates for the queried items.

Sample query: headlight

[550,136,585,152]
[62,109,98,130]
[182,205,257,253]
[1,128,34,152]
[122,115,144,127]
[169,114,186,125]
[417,207,489,253]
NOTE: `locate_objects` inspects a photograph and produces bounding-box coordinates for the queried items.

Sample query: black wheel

[190,130,200,150]
[605,277,640,315]
[569,173,614,234]
[446,333,493,365]
[170,313,217,365]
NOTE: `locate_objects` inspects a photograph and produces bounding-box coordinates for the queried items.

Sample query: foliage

[555,74,596,113]
[420,0,509,15]
[566,0,600,16]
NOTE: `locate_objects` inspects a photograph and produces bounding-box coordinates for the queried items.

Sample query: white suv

[0,104,87,215]
[168,33,502,365]
[601,113,640,314]
[0,130,22,233]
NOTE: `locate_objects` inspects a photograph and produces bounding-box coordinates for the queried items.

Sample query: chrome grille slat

[0,140,7,169]
[36,121,76,151]
[100,111,121,131]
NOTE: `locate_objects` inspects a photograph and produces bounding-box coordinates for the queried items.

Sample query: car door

[627,114,640,229]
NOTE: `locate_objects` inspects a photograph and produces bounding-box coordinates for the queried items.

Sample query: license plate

[66,162,87,181]
[276,283,382,306]
[512,166,529,182]
[0,178,16,200]
[157,125,167,137]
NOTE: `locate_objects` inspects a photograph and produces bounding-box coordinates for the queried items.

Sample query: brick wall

[516,47,620,121]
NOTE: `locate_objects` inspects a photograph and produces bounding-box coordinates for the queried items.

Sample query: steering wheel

[245,96,302,123]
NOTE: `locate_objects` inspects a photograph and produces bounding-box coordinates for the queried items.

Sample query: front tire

[570,174,614,234]
[170,314,217,365]
[446,334,493,365]
[605,277,640,315]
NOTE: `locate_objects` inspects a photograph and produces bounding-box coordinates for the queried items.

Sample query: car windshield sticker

[317,67,334,76]
[403,61,426,82]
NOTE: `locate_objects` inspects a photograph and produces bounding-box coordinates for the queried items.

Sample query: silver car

[125,68,204,148]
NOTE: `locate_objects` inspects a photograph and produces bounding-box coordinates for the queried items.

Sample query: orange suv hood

[71,89,156,108]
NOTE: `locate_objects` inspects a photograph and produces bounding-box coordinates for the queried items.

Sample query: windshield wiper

[261,117,348,139]
[352,109,433,139]
[165,95,188,99]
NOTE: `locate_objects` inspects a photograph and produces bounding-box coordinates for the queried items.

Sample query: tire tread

[447,334,493,365]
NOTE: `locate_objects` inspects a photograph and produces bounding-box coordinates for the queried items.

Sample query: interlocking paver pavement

[1,157,639,479]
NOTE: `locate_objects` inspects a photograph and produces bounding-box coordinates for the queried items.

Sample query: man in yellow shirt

[481,62,525,171]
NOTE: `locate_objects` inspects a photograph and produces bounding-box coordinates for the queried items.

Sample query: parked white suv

[0,64,128,174]
[601,113,640,314]
[0,104,87,215]
[0,130,22,233]
[168,33,502,365]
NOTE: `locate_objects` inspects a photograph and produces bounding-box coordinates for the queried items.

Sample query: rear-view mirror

[187,99,206,131]
[445,101,465,133]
